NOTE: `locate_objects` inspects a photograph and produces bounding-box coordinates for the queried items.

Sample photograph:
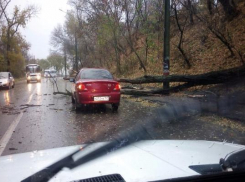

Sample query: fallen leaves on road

[122,95,159,107]
[201,115,245,132]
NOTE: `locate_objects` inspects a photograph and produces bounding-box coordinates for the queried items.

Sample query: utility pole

[163,0,170,94]
[64,46,67,78]
[75,30,78,72]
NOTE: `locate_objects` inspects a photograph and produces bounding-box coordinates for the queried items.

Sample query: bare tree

[0,0,11,20]
[172,0,191,68]
[123,0,147,72]
[195,1,244,64]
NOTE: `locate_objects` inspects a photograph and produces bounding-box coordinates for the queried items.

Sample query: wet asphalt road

[0,78,154,156]
[1,78,245,156]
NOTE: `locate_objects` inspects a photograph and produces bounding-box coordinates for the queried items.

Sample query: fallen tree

[118,65,245,95]
[118,65,245,84]
[120,83,194,95]
[53,66,245,96]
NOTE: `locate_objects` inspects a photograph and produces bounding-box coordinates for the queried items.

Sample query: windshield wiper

[220,148,245,172]
[189,148,245,175]
[21,125,151,182]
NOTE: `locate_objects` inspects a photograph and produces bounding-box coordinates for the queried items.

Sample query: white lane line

[0,87,37,156]
[0,112,23,155]
[26,89,35,104]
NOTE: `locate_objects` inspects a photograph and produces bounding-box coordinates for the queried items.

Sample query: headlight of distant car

[27,76,31,80]
[37,75,41,80]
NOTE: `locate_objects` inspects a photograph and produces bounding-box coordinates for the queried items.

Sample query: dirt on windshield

[124,76,245,145]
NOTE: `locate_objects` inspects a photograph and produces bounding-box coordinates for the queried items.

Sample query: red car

[70,68,121,111]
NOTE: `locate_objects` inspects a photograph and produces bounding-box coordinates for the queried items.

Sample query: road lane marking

[0,112,23,155]
[26,89,35,104]
[0,87,37,156]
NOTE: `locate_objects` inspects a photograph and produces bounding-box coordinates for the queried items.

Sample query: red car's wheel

[74,97,81,112]
[71,95,75,104]
[112,104,119,112]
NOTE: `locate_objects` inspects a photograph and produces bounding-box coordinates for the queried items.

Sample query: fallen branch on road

[53,89,72,96]
[20,104,41,107]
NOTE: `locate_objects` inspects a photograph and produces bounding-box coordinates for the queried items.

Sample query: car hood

[0,78,8,82]
[0,140,244,182]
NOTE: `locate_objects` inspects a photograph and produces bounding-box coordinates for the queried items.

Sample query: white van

[44,69,57,78]
[26,64,41,83]
[49,70,57,78]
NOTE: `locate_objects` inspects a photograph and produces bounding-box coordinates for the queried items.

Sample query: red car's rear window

[80,69,113,80]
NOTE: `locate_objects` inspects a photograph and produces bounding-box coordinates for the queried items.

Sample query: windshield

[80,69,113,80]
[0,72,8,78]
[26,65,41,73]
[0,0,245,182]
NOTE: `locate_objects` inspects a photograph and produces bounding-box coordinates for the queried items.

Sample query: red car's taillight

[76,83,87,91]
[114,83,121,91]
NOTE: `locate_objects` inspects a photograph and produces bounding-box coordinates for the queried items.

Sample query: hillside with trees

[1,0,245,84]
[49,0,245,82]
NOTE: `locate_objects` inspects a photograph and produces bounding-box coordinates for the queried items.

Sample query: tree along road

[0,78,245,156]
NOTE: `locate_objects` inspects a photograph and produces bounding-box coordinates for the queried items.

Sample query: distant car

[70,68,121,111]
[0,72,15,90]
[26,73,41,83]
[44,70,50,78]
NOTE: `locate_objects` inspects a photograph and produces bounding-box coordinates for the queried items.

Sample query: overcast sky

[8,0,69,59]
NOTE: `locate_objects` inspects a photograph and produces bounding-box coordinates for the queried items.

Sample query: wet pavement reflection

[0,78,154,155]
[3,91,10,105]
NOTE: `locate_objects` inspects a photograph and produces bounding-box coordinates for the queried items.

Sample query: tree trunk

[6,31,11,71]
[208,26,235,57]
[124,0,147,73]
[207,0,214,15]
[112,30,121,74]
[187,0,194,24]
[173,3,191,68]
[218,0,238,20]
[145,37,148,65]
[157,29,160,62]
[118,65,245,84]
[121,83,194,95]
